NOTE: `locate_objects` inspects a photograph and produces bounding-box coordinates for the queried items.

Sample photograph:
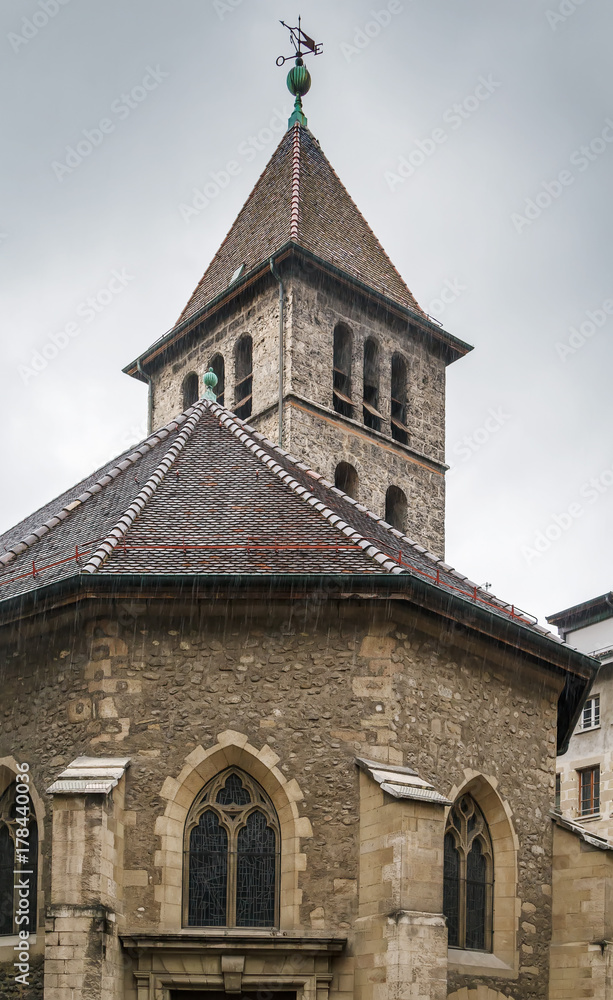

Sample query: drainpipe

[270,256,284,447]
[137,358,153,434]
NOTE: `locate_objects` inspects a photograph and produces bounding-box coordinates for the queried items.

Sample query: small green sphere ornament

[203,367,218,401]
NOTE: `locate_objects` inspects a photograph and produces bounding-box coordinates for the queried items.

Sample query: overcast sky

[1,0,611,633]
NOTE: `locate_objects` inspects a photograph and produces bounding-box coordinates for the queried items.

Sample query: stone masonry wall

[147,267,448,555]
[0,595,562,999]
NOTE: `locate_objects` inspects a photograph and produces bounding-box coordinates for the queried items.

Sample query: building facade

[0,61,607,1000]
[549,593,613,841]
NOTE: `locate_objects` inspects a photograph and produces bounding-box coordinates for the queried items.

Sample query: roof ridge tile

[81,404,205,575]
[0,412,190,569]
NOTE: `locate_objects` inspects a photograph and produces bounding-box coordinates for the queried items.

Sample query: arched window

[333,324,354,417]
[185,769,279,928]
[182,372,199,409]
[385,485,407,532]
[444,794,493,952]
[209,353,225,406]
[0,782,38,936]
[363,338,382,430]
[391,353,408,444]
[235,336,253,419]
[335,462,358,500]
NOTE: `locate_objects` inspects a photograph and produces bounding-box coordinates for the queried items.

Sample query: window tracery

[443,793,493,951]
[185,769,279,928]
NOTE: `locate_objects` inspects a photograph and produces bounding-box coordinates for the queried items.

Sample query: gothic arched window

[185,769,279,928]
[183,372,199,409]
[443,794,493,952]
[0,783,38,936]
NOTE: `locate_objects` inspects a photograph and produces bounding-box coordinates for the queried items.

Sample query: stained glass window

[443,794,493,952]
[0,783,38,936]
[185,770,279,928]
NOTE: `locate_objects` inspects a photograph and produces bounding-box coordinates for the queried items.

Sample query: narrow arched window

[0,782,38,936]
[385,485,407,532]
[182,372,199,409]
[335,462,358,500]
[333,324,354,417]
[235,336,253,419]
[209,354,225,406]
[443,794,493,952]
[363,338,382,430]
[391,353,408,444]
[185,769,279,928]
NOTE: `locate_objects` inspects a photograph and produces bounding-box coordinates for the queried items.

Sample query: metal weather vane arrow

[276,16,323,66]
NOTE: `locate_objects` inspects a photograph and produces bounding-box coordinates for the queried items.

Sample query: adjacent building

[548,592,613,840]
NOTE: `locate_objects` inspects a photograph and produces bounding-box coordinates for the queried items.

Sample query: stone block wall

[145,264,448,555]
[549,822,613,999]
[0,596,563,998]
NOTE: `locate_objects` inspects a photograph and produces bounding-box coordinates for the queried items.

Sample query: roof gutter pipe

[270,256,284,447]
[137,359,153,434]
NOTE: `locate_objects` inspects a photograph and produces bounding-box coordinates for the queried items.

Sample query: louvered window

[391,353,409,444]
[235,336,253,419]
[363,338,382,430]
[333,325,354,417]
[209,353,225,406]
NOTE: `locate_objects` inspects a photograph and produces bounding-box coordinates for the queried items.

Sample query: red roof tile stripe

[290,123,301,241]
[81,404,205,575]
[0,414,191,569]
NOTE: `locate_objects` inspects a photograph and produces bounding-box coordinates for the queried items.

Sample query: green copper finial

[287,58,311,128]
[276,18,322,130]
[203,367,218,402]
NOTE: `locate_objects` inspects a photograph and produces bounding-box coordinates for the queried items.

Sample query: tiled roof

[176,124,425,326]
[0,400,575,653]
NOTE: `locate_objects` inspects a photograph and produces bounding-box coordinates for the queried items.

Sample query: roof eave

[0,569,597,752]
[123,243,472,379]
[547,592,613,632]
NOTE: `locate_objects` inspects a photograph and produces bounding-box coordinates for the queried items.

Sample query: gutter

[136,358,153,434]
[123,244,473,378]
[269,256,285,447]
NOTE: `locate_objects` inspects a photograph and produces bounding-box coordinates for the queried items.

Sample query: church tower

[123,59,471,558]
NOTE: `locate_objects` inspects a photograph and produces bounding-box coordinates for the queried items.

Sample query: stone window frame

[444,793,494,952]
[155,731,312,929]
[0,759,45,957]
[183,767,281,928]
[445,770,519,979]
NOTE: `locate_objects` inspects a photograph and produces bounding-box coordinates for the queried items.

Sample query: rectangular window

[555,773,561,811]
[579,695,600,731]
[579,766,600,816]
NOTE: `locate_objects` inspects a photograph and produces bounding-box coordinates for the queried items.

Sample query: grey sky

[1,0,611,629]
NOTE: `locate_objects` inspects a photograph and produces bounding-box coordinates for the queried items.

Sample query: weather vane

[276,17,323,66]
